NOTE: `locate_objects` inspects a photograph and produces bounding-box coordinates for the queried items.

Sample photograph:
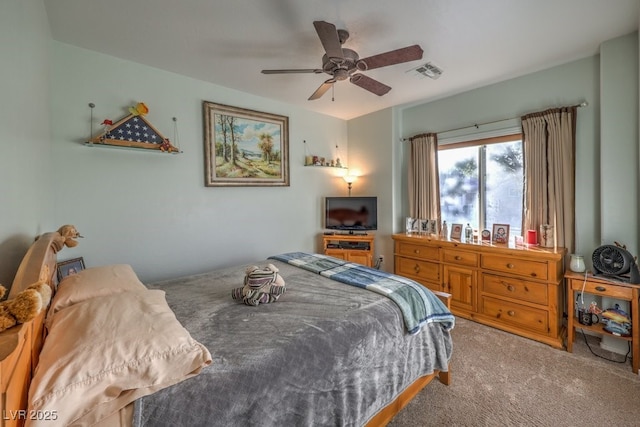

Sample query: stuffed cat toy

[232,264,286,306]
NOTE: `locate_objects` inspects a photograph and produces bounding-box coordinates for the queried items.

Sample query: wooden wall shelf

[83,142,182,154]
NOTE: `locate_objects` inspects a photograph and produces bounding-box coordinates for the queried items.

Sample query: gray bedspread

[134,259,453,427]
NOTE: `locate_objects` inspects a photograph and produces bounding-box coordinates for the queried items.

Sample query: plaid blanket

[269,252,455,334]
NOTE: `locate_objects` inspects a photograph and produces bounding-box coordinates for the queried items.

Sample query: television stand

[322,233,374,267]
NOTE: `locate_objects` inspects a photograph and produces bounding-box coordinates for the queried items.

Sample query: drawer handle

[414,264,420,273]
[506,263,514,269]
[506,285,515,292]
[507,310,515,316]
[595,286,606,292]
[414,249,420,254]
[455,255,462,260]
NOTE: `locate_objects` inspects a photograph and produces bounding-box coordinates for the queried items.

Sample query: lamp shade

[343,175,357,184]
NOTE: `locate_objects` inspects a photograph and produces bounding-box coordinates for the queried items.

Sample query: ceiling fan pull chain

[332,83,335,102]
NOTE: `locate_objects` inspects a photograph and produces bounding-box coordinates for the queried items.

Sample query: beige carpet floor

[388,318,640,427]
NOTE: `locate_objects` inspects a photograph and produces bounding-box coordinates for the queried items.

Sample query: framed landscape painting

[203,101,289,187]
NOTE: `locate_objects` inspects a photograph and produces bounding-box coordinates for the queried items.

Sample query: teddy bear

[0,281,52,333]
[232,264,286,306]
[56,224,83,248]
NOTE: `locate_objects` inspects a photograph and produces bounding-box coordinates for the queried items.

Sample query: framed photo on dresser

[492,224,510,244]
[450,223,463,240]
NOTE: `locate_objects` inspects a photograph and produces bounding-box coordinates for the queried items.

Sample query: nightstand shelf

[565,271,639,374]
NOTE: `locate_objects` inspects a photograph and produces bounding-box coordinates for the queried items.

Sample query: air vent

[408,62,443,80]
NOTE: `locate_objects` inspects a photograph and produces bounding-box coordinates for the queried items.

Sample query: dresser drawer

[481,296,549,334]
[481,255,548,280]
[443,249,478,267]
[395,256,440,282]
[396,242,439,261]
[481,274,548,305]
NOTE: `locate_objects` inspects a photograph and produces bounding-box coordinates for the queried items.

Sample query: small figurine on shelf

[100,119,113,133]
[336,158,342,168]
[440,221,448,240]
[98,119,113,142]
[129,102,149,116]
[159,138,179,153]
[588,301,602,315]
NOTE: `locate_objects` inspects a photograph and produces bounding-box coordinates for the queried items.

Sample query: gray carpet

[388,318,640,426]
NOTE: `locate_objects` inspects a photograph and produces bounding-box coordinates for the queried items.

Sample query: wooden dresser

[393,234,566,348]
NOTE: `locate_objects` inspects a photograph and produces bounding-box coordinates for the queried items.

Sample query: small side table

[565,271,639,374]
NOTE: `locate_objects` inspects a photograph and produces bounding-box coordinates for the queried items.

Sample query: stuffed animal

[232,264,286,306]
[0,281,52,333]
[57,224,83,248]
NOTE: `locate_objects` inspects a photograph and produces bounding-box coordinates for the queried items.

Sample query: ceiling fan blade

[356,44,423,71]
[350,74,391,96]
[308,79,335,101]
[313,21,344,63]
[262,69,323,74]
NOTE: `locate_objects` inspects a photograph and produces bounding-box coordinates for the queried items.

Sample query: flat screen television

[324,196,378,233]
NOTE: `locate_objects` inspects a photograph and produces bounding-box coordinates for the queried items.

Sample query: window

[438,134,523,240]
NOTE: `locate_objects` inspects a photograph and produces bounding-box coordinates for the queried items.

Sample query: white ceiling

[44,0,639,120]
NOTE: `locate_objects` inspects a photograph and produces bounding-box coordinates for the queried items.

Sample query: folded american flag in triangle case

[88,113,170,150]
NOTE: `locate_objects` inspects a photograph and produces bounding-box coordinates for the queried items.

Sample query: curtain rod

[401,101,588,142]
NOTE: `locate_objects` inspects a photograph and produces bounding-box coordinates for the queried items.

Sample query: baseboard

[600,335,630,355]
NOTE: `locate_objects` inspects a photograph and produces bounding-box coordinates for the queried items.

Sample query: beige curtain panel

[408,133,441,221]
[521,107,577,253]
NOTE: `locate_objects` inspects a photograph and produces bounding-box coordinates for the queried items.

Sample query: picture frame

[406,217,418,234]
[450,223,463,240]
[203,101,289,187]
[419,219,430,234]
[481,229,491,242]
[492,224,510,244]
[56,257,85,281]
[429,220,438,235]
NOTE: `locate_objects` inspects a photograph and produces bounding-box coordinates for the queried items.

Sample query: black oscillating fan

[592,244,640,284]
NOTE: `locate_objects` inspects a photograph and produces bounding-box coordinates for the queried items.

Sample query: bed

[0,230,454,427]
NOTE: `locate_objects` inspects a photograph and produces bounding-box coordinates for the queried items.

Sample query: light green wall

[347,108,394,270]
[319,33,640,273]
[0,0,54,286]
[50,43,348,282]
[397,53,608,266]
[600,33,639,255]
[397,33,639,263]
[3,1,638,286]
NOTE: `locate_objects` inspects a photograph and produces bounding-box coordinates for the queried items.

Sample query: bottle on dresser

[464,223,473,243]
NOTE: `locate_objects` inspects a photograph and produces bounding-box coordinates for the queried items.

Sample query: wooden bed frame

[0,231,451,427]
[0,232,62,427]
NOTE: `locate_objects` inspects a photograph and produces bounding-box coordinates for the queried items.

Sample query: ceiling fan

[261,20,424,100]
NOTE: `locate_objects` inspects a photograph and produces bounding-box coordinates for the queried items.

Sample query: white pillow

[28,289,212,427]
